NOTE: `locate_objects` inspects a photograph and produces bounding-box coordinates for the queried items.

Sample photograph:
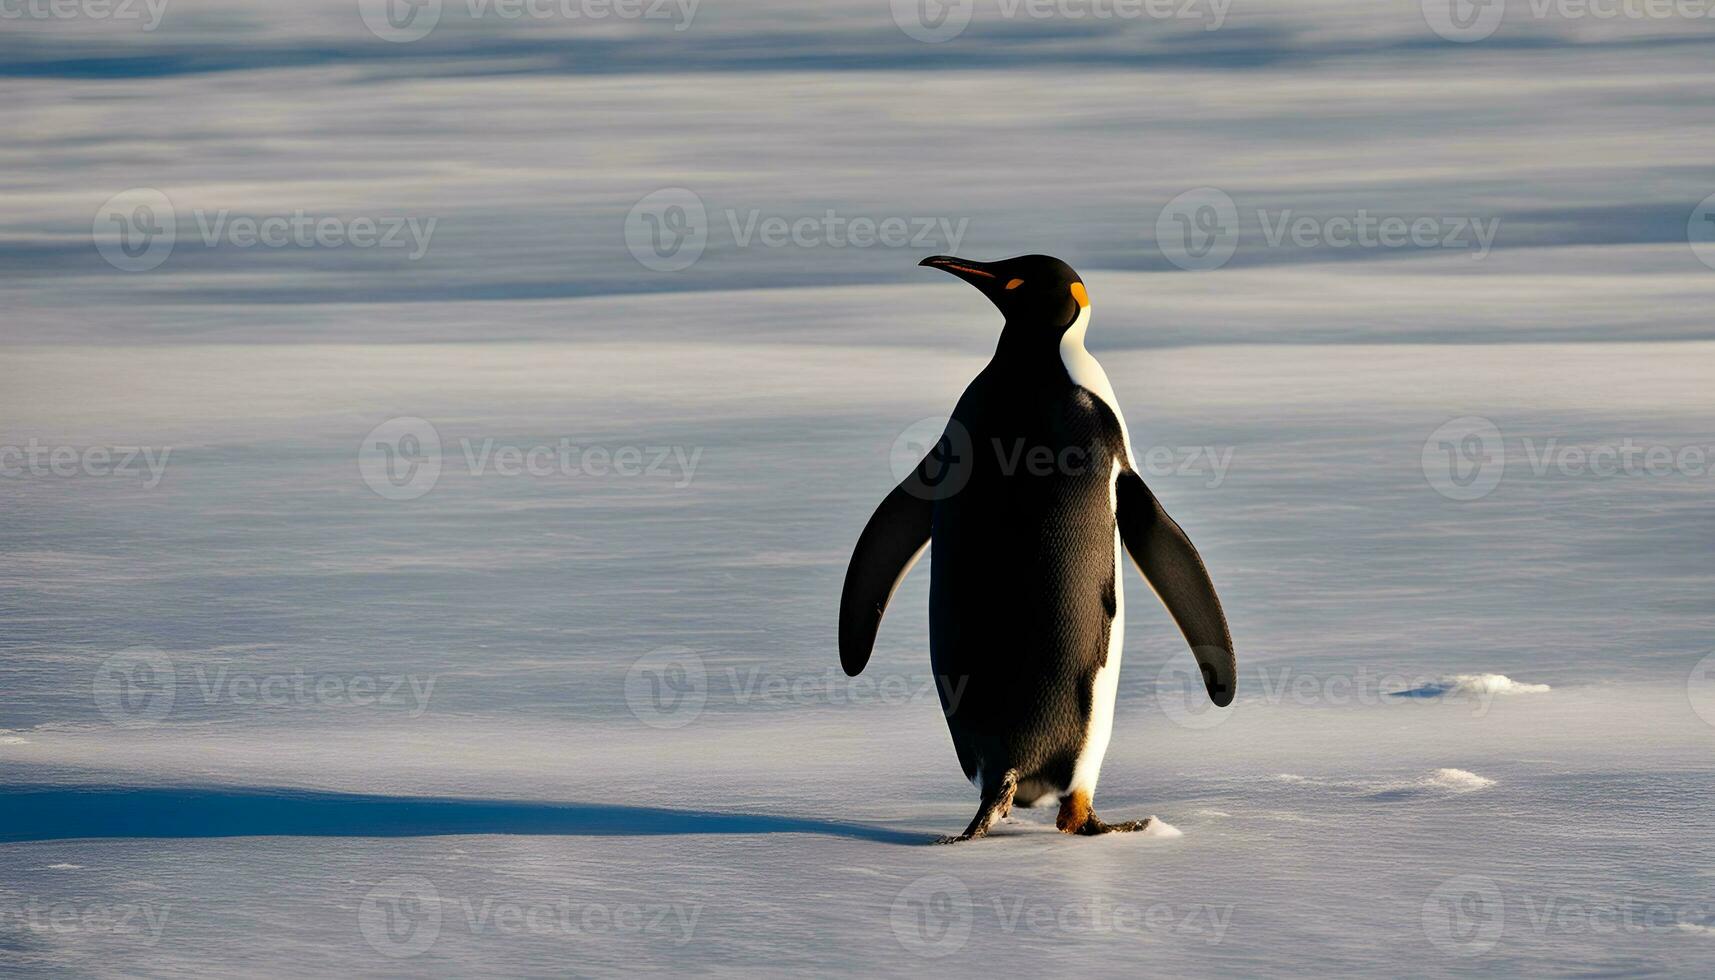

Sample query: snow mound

[1140,817,1182,838]
[1390,673,1550,699]
[1364,768,1496,800]
[1427,768,1496,792]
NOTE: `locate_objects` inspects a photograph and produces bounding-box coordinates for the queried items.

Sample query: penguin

[839,254,1235,843]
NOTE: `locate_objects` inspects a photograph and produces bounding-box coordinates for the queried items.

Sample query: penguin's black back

[928,358,1129,797]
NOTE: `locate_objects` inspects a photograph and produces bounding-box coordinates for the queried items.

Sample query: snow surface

[5,339,1715,977]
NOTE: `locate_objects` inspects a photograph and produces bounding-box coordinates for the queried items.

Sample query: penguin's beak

[919,255,999,293]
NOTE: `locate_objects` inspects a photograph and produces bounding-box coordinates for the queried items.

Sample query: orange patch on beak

[1070,282,1089,308]
[930,259,995,279]
[1005,278,1024,290]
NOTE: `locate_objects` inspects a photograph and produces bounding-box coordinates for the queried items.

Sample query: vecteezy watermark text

[93,648,439,727]
[1423,0,1715,43]
[94,188,437,272]
[0,0,169,30]
[727,211,969,252]
[1422,416,1715,501]
[888,417,1234,500]
[1155,187,1500,271]
[624,188,969,271]
[0,897,171,946]
[359,0,700,42]
[358,875,701,958]
[889,0,1230,43]
[358,417,703,500]
[1,440,171,488]
[623,647,970,729]
[890,874,1233,957]
[1151,651,1544,730]
[1422,875,1715,956]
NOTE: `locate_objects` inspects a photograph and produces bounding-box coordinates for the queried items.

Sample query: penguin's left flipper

[838,479,932,677]
[1115,468,1236,707]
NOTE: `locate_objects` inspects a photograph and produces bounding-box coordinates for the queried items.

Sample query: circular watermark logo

[1156,187,1239,271]
[890,874,972,957]
[624,647,707,729]
[1421,0,1506,42]
[358,0,443,43]
[1687,653,1715,727]
[1421,416,1505,501]
[890,0,975,43]
[625,188,708,272]
[93,648,177,728]
[1422,874,1504,956]
[358,417,443,501]
[94,188,176,273]
[1688,192,1715,271]
[1153,647,1233,730]
[888,417,972,501]
[359,875,442,958]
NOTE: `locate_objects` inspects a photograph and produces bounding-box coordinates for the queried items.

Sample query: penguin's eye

[1004,278,1024,290]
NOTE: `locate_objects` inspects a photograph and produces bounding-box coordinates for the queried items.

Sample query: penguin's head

[919,254,1087,330]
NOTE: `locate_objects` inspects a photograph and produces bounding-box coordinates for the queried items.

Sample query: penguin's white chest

[1060,307,1133,800]
[1066,467,1126,799]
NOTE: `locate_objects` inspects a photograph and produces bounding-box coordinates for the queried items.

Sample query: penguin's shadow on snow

[0,785,923,845]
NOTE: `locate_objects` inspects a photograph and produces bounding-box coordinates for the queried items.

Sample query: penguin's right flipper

[838,479,932,677]
[1115,468,1236,707]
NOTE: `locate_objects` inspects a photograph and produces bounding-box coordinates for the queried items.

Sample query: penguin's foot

[935,768,1019,844]
[1076,814,1153,836]
[1056,790,1152,836]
